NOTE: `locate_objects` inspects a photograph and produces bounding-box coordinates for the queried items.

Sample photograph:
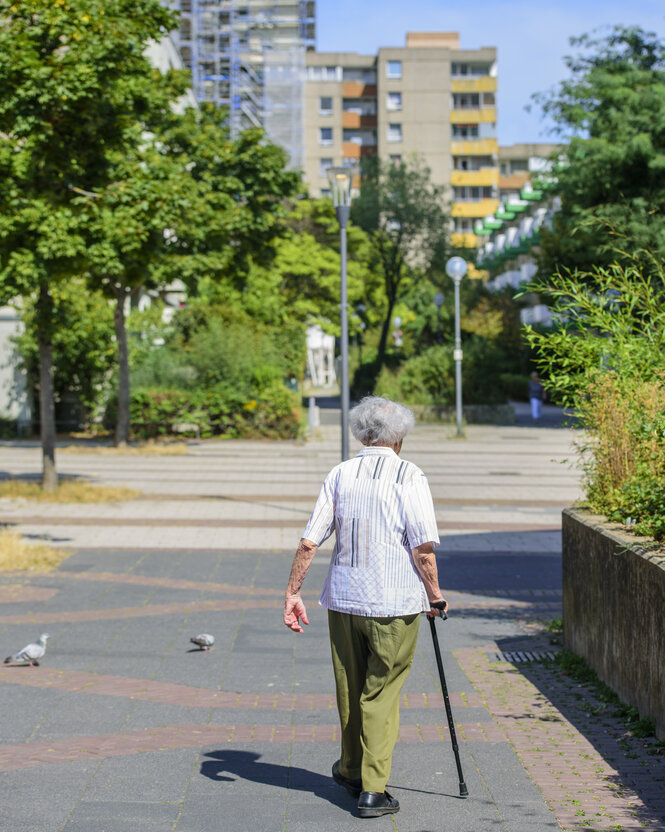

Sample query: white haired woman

[284,396,447,818]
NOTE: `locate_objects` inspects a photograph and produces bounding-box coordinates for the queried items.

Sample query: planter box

[562,508,665,738]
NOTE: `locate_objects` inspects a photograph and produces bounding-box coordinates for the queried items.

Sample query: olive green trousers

[328,609,420,793]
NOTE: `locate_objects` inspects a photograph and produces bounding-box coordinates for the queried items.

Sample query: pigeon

[190,633,215,651]
[4,633,49,667]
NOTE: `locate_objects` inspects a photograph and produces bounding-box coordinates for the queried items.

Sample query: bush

[106,382,301,440]
[579,373,665,538]
[499,373,531,402]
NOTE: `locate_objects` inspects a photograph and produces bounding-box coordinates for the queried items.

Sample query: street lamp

[327,166,357,461]
[445,256,467,437]
[433,292,445,344]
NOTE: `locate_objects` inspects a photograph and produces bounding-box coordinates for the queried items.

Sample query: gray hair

[349,396,415,446]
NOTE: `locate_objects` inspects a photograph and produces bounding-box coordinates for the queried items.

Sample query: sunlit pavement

[0,420,663,831]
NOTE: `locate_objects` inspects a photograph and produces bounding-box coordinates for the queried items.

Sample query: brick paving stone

[3,422,663,832]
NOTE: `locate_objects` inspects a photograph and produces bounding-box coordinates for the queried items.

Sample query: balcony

[450,139,498,156]
[342,112,378,129]
[342,82,377,98]
[451,169,499,187]
[450,108,497,124]
[342,143,377,159]
[452,199,500,218]
[450,232,478,248]
[452,77,497,93]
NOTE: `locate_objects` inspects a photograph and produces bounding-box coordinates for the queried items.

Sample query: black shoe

[332,760,362,798]
[358,790,400,817]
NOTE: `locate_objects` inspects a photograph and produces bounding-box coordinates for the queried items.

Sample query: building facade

[174,0,315,167]
[303,32,498,250]
[478,143,562,325]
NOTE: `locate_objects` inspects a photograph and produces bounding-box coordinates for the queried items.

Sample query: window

[320,188,332,198]
[342,157,357,168]
[510,160,529,172]
[389,154,402,165]
[319,96,333,115]
[319,157,333,177]
[387,123,402,142]
[307,65,340,81]
[386,60,402,79]
[500,162,509,174]
[452,124,479,138]
[483,92,496,107]
[342,67,377,84]
[386,91,402,111]
[343,98,377,115]
[319,127,333,145]
[453,93,479,109]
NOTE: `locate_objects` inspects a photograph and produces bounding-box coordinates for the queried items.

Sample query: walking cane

[429,613,468,797]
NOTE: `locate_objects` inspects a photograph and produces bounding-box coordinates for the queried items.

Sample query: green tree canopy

[351,155,449,365]
[0,0,185,484]
[533,26,665,276]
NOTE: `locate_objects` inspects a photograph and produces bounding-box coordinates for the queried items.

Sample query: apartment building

[304,32,498,249]
[175,0,315,166]
[479,143,563,325]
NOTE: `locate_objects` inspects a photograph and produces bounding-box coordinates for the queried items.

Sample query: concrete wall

[562,509,665,739]
[0,307,31,432]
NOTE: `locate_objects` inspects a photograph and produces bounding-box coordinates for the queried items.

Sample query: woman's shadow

[200,749,352,811]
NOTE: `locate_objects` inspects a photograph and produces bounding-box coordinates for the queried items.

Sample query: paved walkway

[0,423,663,832]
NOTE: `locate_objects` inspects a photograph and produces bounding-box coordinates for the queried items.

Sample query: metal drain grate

[486,650,559,663]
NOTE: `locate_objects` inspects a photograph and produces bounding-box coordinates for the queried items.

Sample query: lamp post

[433,292,445,344]
[445,256,467,437]
[327,166,357,461]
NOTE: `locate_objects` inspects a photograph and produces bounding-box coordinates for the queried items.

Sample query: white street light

[446,256,467,437]
[327,166,357,461]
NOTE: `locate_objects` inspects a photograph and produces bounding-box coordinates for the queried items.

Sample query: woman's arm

[412,542,448,617]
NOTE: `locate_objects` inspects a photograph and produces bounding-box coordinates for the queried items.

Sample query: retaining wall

[562,508,665,739]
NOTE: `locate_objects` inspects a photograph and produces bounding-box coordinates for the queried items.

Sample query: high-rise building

[303,32,498,250]
[174,0,315,167]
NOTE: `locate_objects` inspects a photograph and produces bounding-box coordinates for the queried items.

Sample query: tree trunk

[114,287,130,447]
[376,297,396,367]
[37,287,58,491]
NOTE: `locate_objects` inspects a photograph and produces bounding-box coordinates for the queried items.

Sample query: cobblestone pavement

[0,422,663,832]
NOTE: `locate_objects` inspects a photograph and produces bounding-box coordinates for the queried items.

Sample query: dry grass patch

[0,530,70,572]
[0,480,140,503]
[62,440,188,456]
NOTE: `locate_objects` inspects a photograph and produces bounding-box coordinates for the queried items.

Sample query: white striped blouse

[302,446,440,617]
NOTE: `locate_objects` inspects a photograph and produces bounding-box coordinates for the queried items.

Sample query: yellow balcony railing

[450,139,499,156]
[452,77,497,93]
[450,168,499,187]
[450,108,497,124]
[451,199,499,218]
[450,233,478,248]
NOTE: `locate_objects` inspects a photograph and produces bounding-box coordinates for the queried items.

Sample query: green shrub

[499,373,531,402]
[106,382,301,440]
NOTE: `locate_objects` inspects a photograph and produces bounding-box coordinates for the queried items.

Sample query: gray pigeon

[4,633,49,666]
[190,633,215,651]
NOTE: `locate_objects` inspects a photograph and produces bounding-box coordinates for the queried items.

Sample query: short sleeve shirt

[302,446,440,617]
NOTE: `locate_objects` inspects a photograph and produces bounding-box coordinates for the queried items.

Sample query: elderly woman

[284,396,447,818]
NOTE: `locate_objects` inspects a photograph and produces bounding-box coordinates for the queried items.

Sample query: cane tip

[459,783,469,798]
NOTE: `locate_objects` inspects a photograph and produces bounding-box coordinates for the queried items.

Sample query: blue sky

[316,0,665,146]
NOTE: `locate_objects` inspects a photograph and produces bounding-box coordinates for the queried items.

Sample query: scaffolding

[177,1,314,165]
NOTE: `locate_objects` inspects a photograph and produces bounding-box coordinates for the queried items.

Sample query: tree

[0,0,182,485]
[14,280,116,425]
[532,26,665,276]
[351,156,449,366]
[81,136,192,445]
[159,106,301,293]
